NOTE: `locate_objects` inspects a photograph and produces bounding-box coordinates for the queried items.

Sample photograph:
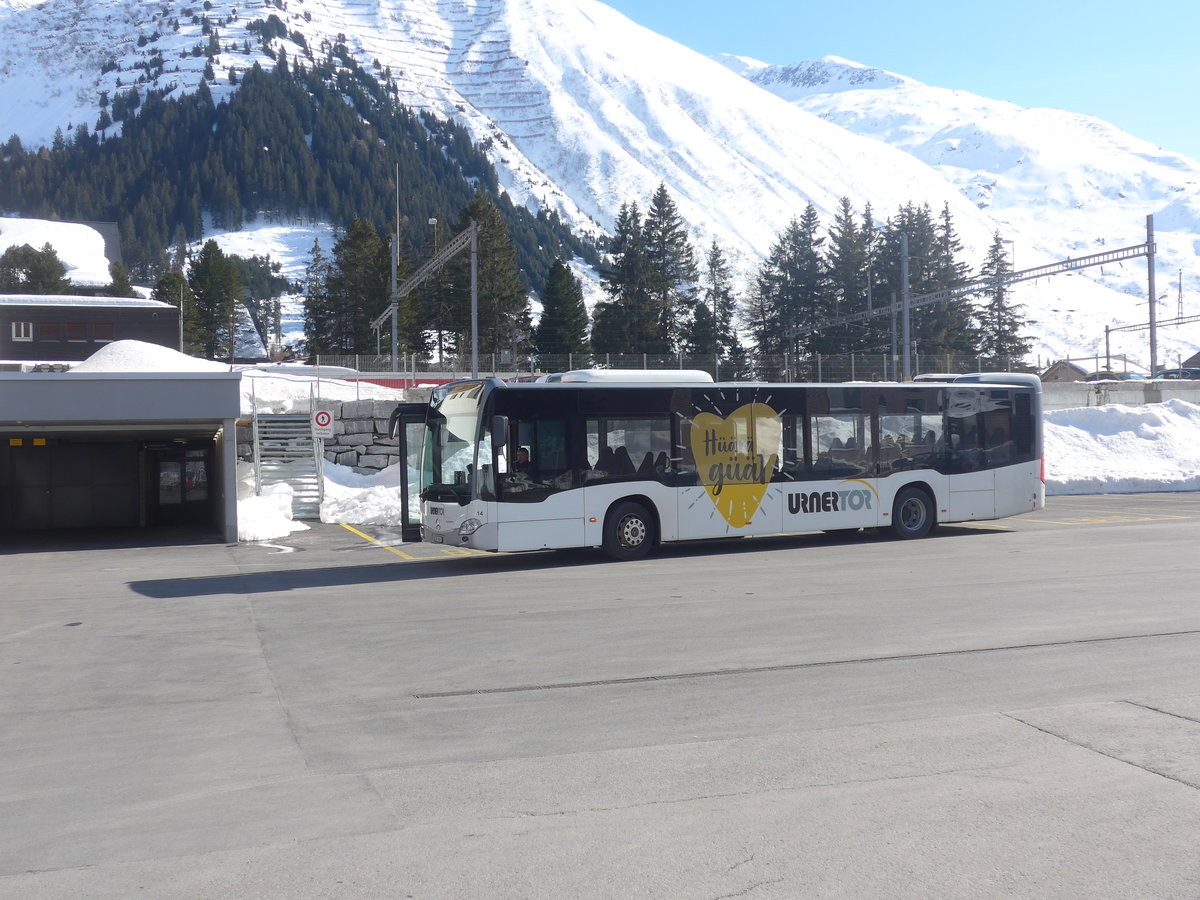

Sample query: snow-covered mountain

[1,0,1198,368]
[720,54,1200,365]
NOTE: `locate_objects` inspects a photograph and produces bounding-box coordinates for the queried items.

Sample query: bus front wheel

[890,487,935,540]
[603,501,656,561]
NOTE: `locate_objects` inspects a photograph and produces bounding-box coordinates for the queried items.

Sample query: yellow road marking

[1026,513,1192,525]
[339,523,416,559]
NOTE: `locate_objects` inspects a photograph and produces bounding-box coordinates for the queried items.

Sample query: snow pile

[1045,400,1200,494]
[70,340,232,373]
[320,461,419,526]
[235,461,310,542]
[0,218,112,287]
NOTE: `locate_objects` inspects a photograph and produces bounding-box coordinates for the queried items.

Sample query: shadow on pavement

[128,526,1002,598]
[1,525,226,555]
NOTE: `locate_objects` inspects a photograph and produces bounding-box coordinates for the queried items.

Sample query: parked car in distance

[1084,371,1147,381]
[1153,368,1200,380]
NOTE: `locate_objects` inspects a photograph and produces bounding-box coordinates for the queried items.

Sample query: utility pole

[1147,214,1158,377]
[900,232,911,381]
[389,163,400,373]
[470,221,479,378]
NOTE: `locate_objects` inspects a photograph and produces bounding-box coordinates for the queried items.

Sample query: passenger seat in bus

[637,452,656,475]
[610,446,635,476]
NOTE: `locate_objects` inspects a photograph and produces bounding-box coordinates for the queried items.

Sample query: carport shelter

[0,372,240,541]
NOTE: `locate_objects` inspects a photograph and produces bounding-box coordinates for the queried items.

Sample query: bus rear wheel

[890,486,935,540]
[603,501,656,561]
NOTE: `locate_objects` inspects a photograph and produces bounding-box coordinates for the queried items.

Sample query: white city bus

[411,371,1044,560]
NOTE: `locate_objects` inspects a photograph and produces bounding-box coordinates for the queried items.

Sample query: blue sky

[603,0,1200,161]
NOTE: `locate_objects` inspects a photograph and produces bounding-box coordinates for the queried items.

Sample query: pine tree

[105,260,138,298]
[642,183,696,353]
[681,299,719,357]
[302,237,335,355]
[447,190,530,357]
[0,243,72,293]
[690,239,738,358]
[825,197,874,351]
[755,207,829,359]
[924,202,977,353]
[858,202,887,352]
[533,258,589,358]
[742,260,782,379]
[187,239,242,359]
[311,217,389,354]
[595,200,650,354]
[975,232,1032,362]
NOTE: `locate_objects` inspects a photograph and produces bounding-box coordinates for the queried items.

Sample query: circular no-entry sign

[312,409,334,437]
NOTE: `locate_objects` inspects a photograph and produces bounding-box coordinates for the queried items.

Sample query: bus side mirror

[492,415,509,473]
[491,415,508,447]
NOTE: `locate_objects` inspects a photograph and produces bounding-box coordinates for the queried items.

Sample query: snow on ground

[0,217,113,286]
[1044,400,1200,494]
[236,461,309,543]
[320,461,419,527]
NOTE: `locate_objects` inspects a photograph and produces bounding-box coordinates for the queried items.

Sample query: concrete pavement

[3,499,1200,898]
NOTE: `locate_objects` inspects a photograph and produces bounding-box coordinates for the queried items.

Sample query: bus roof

[457,372,1041,393]
[553,369,714,383]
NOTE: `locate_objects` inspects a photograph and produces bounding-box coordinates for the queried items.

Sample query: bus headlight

[459,518,483,536]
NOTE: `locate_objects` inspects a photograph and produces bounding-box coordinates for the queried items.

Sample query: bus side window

[585,416,672,483]
[944,389,983,472]
[499,418,572,498]
[981,398,1014,465]
[1013,393,1034,456]
[810,412,871,479]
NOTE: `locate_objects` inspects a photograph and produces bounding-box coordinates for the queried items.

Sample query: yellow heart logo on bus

[691,403,780,528]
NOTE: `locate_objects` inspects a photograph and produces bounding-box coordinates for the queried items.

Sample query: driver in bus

[514,446,533,474]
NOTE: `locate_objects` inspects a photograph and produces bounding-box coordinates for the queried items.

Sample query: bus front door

[389,403,428,542]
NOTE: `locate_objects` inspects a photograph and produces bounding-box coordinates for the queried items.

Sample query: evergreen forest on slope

[0,48,598,288]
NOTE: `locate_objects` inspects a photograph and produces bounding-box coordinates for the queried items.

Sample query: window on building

[67,323,88,342]
[94,323,115,342]
[11,321,33,342]
[38,322,61,341]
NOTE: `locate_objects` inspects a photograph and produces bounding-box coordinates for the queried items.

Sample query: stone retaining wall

[316,399,405,471]
[237,390,432,473]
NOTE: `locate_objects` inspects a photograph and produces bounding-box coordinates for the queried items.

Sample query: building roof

[0,294,172,308]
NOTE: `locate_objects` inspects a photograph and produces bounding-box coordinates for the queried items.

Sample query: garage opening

[0,434,222,539]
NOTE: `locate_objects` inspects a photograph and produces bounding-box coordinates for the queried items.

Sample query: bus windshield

[422,381,489,503]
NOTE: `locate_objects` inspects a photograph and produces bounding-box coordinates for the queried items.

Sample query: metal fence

[312,352,1033,383]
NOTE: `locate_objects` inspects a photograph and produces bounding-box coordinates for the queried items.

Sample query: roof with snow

[0,294,170,308]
